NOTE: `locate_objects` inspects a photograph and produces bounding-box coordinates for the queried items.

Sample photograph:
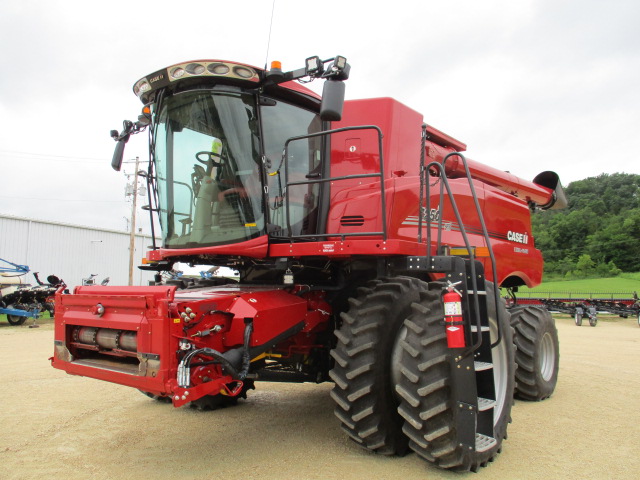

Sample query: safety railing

[279,125,388,241]
[418,124,502,354]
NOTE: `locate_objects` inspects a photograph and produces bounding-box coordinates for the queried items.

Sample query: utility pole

[128,156,140,286]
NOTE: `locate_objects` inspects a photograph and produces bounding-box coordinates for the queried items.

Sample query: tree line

[531,173,640,279]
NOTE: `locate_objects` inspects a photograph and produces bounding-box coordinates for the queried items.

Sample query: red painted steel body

[53,283,331,406]
[146,96,551,287]
[51,60,559,406]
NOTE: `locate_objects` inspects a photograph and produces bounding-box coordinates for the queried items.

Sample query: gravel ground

[1,314,639,480]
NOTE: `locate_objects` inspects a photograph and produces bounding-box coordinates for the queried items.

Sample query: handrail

[441,152,503,350]
[280,125,388,241]
[423,161,486,355]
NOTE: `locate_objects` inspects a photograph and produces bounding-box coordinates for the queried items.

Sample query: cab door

[260,98,324,237]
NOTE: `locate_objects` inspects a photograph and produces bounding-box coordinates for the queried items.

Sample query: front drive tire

[395,282,515,471]
[329,276,426,456]
[511,306,559,401]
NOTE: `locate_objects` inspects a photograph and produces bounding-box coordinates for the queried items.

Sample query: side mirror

[320,80,345,122]
[111,139,127,171]
[110,120,134,171]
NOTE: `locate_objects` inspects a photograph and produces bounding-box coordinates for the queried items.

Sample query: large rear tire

[329,276,426,455]
[395,282,515,471]
[511,306,559,401]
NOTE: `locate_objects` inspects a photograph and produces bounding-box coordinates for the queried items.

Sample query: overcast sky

[1,0,638,234]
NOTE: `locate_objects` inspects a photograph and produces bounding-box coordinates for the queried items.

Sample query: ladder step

[474,361,493,371]
[465,290,487,296]
[477,397,496,411]
[470,325,490,332]
[475,433,497,453]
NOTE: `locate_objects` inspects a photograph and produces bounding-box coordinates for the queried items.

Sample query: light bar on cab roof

[133,60,260,101]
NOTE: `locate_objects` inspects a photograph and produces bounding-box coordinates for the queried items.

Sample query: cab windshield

[153,88,323,249]
[154,89,263,248]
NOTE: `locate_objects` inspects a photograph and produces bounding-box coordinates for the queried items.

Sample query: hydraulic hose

[239,319,254,380]
[177,319,253,388]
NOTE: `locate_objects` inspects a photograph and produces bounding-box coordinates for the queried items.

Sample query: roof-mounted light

[170,67,185,79]
[132,60,260,102]
[266,60,284,82]
[188,63,205,75]
[325,55,350,81]
[208,63,229,75]
[133,79,151,96]
[234,66,255,79]
[305,56,323,76]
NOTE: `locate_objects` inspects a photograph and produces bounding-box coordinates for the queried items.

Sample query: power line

[0,149,108,163]
[0,195,125,204]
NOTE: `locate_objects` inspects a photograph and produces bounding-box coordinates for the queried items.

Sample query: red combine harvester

[51,56,565,471]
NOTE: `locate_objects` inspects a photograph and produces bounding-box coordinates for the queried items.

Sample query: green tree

[574,254,596,277]
[533,173,640,274]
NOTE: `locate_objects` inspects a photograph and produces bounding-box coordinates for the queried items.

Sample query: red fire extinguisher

[443,285,465,348]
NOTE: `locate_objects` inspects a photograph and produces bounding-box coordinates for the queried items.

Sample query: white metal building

[0,214,158,288]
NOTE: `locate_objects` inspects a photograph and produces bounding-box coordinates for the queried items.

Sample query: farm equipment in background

[539,296,640,327]
[32,273,64,316]
[589,298,639,320]
[1,259,64,325]
[539,298,595,326]
[81,274,110,286]
[1,258,38,325]
[573,304,598,327]
[51,55,565,472]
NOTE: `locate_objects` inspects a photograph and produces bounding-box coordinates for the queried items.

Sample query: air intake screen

[340,215,365,227]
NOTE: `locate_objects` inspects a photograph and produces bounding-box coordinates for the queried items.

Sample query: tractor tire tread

[511,306,559,401]
[329,276,425,456]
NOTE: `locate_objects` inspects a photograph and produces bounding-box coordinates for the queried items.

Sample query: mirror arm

[110,119,146,171]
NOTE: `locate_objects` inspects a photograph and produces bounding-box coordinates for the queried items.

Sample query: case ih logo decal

[149,73,165,84]
[507,231,529,244]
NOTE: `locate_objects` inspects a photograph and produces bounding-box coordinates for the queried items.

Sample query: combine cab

[52,55,564,471]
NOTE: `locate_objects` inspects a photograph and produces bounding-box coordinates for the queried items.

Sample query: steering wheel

[195,151,225,167]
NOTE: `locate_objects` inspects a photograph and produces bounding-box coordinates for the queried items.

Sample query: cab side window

[261,99,322,236]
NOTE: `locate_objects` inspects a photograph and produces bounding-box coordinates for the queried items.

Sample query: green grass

[520,273,640,299]
[620,272,640,282]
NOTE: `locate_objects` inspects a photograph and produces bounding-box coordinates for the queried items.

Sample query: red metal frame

[52,282,332,405]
